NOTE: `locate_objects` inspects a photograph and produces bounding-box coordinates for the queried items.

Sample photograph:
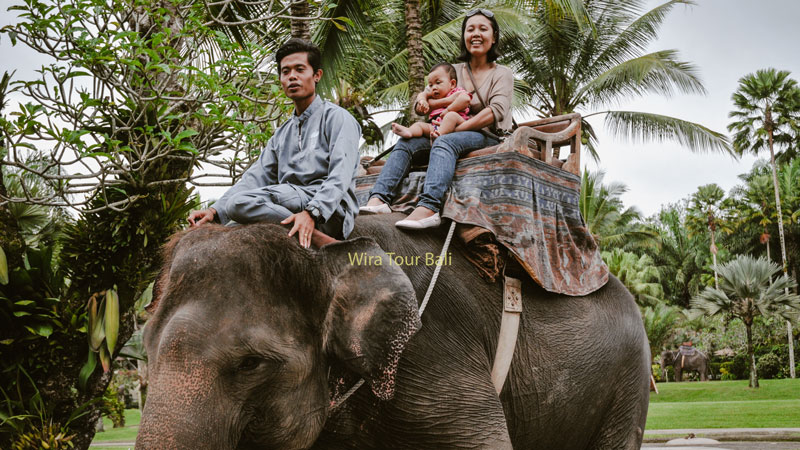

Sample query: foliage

[0,244,82,396]
[580,170,655,251]
[757,352,782,380]
[709,361,721,380]
[100,383,125,428]
[1,0,285,211]
[719,364,736,381]
[508,0,731,160]
[603,248,662,306]
[0,0,298,446]
[728,68,800,161]
[641,303,681,359]
[644,203,707,308]
[691,255,800,387]
[0,369,95,448]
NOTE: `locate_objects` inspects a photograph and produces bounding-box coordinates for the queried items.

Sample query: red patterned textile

[355,152,608,296]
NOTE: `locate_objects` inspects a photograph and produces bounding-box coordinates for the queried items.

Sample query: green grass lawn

[647,378,800,429]
[91,379,800,444]
[91,408,141,444]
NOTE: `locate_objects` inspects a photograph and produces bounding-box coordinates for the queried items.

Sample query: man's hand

[188,208,216,228]
[282,210,316,248]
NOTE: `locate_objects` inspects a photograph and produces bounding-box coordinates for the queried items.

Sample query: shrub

[757,353,782,380]
[731,354,750,379]
[651,364,663,382]
[709,362,721,380]
[100,383,125,428]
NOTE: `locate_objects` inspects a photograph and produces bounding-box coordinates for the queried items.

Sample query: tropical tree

[602,248,662,306]
[645,203,707,308]
[730,164,776,260]
[690,255,800,388]
[508,0,731,160]
[641,303,682,367]
[686,184,732,289]
[728,68,800,378]
[580,170,656,250]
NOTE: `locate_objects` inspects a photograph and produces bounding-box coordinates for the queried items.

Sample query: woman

[361,9,514,229]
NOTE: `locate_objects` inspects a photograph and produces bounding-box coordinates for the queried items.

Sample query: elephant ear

[319,238,421,400]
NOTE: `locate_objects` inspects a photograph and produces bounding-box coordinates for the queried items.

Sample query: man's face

[279,52,321,102]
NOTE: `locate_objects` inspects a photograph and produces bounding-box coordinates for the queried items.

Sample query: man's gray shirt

[212,95,362,237]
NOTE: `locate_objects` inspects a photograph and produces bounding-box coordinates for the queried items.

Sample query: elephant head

[136,224,421,450]
[660,350,675,371]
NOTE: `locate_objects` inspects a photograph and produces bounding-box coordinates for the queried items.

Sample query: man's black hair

[429,62,457,80]
[276,38,322,73]
[456,10,501,63]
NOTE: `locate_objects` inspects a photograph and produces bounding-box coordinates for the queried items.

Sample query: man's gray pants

[224,184,343,238]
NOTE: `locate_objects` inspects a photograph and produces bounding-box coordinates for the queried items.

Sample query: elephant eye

[237,356,264,372]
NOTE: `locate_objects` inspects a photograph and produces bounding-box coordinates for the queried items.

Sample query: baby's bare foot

[391,122,413,139]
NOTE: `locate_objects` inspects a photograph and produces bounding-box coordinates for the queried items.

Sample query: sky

[1,0,800,216]
[581,0,800,216]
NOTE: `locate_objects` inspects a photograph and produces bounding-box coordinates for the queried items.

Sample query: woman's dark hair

[276,38,322,73]
[457,10,500,63]
[429,62,457,80]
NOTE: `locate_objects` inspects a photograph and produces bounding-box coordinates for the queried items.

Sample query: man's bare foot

[391,122,413,139]
[366,198,386,207]
[405,206,436,221]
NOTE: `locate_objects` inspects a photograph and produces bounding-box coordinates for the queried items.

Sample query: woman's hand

[455,107,495,132]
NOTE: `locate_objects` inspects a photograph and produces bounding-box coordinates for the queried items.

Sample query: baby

[392,63,471,139]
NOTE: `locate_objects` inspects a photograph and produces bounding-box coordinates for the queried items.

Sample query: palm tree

[645,203,707,309]
[290,0,312,40]
[732,168,775,260]
[580,170,656,251]
[686,184,732,289]
[404,0,425,117]
[602,248,662,306]
[641,303,682,376]
[691,255,800,388]
[508,0,731,160]
[728,68,800,378]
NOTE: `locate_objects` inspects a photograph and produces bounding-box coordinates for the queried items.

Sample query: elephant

[136,214,651,450]
[660,348,710,382]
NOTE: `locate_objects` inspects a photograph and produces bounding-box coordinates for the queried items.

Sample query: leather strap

[465,63,518,133]
[491,275,522,394]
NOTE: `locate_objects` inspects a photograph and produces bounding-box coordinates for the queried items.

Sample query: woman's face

[463,14,495,58]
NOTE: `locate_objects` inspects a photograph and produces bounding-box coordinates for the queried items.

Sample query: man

[188,39,361,247]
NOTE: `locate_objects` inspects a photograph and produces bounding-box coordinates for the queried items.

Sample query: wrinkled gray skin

[137,214,650,450]
[661,349,710,382]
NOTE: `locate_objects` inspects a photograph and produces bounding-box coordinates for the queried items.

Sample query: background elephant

[137,214,651,450]
[660,349,710,381]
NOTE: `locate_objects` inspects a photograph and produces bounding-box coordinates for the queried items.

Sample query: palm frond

[578,50,705,106]
[602,110,733,155]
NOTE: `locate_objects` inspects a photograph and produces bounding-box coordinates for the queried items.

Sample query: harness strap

[490,275,522,394]
[328,221,457,413]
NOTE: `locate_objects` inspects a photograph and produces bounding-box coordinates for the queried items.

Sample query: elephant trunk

[136,363,239,450]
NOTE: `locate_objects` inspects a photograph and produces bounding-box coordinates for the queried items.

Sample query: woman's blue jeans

[370,131,499,213]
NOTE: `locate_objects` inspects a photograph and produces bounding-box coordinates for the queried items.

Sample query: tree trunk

[290,0,311,40]
[746,322,758,388]
[767,125,795,379]
[404,0,425,119]
[710,227,719,289]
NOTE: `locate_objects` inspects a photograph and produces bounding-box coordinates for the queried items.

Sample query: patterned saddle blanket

[355,152,608,296]
[679,345,696,357]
